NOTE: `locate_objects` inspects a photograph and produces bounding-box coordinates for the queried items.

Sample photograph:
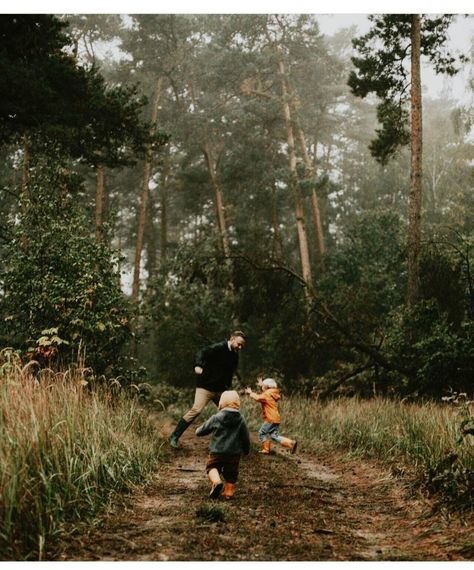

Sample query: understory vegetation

[239,393,474,512]
[0,351,163,560]
[0,13,473,559]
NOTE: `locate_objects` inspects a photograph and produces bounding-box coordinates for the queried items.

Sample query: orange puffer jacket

[250,388,281,423]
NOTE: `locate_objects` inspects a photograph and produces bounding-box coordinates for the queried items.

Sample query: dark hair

[230,330,246,339]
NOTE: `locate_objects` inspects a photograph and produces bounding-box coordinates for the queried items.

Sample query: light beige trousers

[183,387,222,423]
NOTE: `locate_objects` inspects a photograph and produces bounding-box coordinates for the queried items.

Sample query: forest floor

[48,415,473,562]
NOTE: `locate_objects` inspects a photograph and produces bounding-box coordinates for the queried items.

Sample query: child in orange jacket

[245,378,297,454]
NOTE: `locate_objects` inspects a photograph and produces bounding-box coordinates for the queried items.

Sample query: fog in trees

[0,13,472,398]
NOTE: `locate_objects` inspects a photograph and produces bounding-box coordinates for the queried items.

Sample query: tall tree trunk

[131,76,164,304]
[202,141,231,258]
[95,163,105,243]
[160,147,170,264]
[145,195,158,283]
[271,180,282,260]
[294,123,326,271]
[407,15,423,307]
[278,59,313,291]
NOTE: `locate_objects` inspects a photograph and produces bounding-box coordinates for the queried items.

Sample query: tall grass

[240,394,473,509]
[0,355,163,560]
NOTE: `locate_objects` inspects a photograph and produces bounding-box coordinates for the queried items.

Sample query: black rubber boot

[169,418,191,449]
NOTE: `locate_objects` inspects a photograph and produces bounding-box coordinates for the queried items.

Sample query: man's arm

[194,342,218,370]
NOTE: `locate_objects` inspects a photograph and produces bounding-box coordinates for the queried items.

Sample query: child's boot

[208,468,223,499]
[222,482,235,499]
[280,437,298,454]
[259,440,271,454]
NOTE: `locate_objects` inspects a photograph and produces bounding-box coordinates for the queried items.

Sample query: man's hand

[194,366,203,375]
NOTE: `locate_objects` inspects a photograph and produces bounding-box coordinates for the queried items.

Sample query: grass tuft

[196,504,226,523]
[0,355,164,560]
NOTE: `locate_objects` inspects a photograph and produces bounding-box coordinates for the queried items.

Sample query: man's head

[229,330,246,352]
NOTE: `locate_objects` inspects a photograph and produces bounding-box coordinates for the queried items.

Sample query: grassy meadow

[0,354,163,560]
[1,361,472,560]
[239,393,474,510]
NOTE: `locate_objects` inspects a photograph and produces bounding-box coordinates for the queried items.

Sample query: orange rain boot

[280,437,298,454]
[208,468,223,499]
[259,440,271,454]
[222,482,235,500]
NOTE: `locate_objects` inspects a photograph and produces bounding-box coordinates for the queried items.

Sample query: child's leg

[270,425,298,453]
[258,423,273,453]
[206,455,224,498]
[222,455,240,499]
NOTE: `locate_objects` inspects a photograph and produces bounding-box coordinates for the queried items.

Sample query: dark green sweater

[195,410,250,455]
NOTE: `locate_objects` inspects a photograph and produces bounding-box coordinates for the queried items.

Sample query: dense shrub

[0,156,131,373]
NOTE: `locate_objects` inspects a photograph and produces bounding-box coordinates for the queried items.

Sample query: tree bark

[202,141,231,258]
[131,76,164,304]
[278,58,313,291]
[145,195,158,282]
[294,123,326,271]
[95,163,105,243]
[160,147,170,264]
[407,15,423,307]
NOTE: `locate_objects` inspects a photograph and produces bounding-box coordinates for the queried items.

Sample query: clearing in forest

[49,418,473,562]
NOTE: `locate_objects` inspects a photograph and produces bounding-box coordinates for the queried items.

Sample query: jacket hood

[218,390,240,410]
[266,388,280,401]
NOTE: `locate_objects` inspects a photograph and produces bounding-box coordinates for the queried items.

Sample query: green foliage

[232,257,311,385]
[0,15,149,166]
[384,303,474,396]
[196,504,226,522]
[380,232,474,396]
[309,213,474,397]
[349,14,461,164]
[320,208,406,331]
[141,233,239,386]
[0,15,73,143]
[0,156,131,373]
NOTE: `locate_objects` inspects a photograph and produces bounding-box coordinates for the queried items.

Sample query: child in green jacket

[196,390,250,499]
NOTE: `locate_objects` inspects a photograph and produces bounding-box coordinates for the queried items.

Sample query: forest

[0,13,473,561]
[2,14,473,396]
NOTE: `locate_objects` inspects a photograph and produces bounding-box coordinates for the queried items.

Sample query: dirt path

[49,419,473,561]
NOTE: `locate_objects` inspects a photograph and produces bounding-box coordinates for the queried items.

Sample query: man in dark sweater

[169,330,246,449]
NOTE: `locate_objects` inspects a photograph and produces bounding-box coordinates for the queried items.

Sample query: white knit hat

[262,378,277,388]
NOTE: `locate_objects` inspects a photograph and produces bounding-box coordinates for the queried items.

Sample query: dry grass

[241,393,474,508]
[0,350,163,560]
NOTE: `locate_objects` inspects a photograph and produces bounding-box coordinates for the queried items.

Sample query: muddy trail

[49,418,473,562]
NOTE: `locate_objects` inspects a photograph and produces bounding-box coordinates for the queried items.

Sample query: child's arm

[245,388,266,402]
[195,415,218,436]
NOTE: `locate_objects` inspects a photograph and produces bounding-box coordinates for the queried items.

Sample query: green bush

[0,156,131,373]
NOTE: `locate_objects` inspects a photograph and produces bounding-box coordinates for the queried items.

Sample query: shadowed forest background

[0,13,473,559]
[2,14,472,396]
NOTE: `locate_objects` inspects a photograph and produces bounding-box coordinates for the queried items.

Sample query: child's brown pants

[206,453,241,484]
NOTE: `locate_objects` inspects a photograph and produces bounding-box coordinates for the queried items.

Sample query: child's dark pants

[206,453,241,484]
